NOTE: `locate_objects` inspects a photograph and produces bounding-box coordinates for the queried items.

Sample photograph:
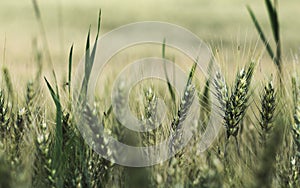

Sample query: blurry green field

[0,0,299,83]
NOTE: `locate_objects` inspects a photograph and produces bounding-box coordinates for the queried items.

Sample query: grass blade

[68,45,73,96]
[265,0,279,42]
[44,77,59,106]
[80,10,101,103]
[247,6,275,63]
[265,0,281,71]
[89,11,101,72]
[96,9,101,40]
[162,39,176,106]
[44,77,63,187]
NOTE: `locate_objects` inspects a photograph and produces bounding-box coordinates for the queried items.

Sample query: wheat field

[0,0,300,187]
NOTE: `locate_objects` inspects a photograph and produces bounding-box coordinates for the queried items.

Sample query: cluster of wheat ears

[0,0,300,187]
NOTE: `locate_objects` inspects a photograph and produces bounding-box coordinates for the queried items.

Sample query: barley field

[0,0,300,187]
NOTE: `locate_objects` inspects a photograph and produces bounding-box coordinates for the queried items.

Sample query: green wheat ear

[141,87,160,146]
[291,76,300,186]
[225,62,255,138]
[2,67,14,102]
[259,79,276,146]
[0,90,10,142]
[214,71,229,112]
[169,61,197,156]
[34,119,54,187]
[214,62,255,156]
[292,77,300,148]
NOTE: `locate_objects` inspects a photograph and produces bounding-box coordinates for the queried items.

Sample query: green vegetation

[0,0,300,187]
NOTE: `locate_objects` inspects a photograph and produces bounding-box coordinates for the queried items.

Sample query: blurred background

[0,0,299,86]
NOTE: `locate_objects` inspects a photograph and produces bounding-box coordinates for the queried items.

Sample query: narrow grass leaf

[265,0,279,42]
[162,38,176,105]
[68,45,73,95]
[80,11,102,103]
[247,6,275,62]
[44,77,63,187]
